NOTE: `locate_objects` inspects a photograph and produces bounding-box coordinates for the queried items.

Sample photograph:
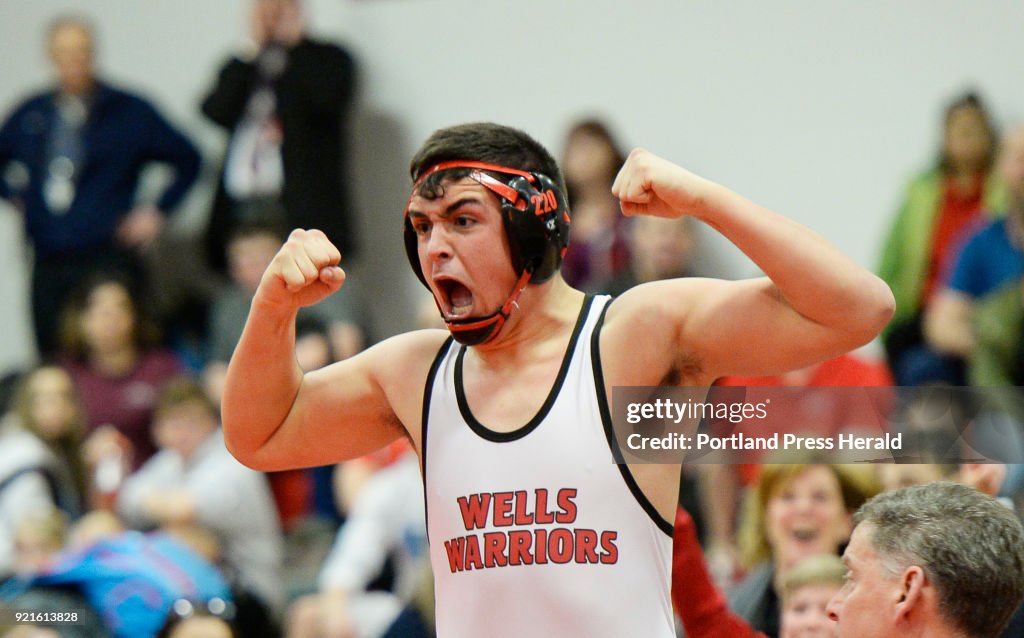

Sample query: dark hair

[294,314,337,365]
[938,91,997,173]
[226,220,286,247]
[57,270,163,361]
[409,122,566,199]
[855,481,1024,637]
[0,370,22,415]
[564,118,627,177]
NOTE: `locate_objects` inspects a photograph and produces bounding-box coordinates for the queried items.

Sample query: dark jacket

[0,82,201,258]
[201,38,357,270]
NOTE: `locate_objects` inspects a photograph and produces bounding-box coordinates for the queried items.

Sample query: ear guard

[402,160,572,345]
[403,161,571,287]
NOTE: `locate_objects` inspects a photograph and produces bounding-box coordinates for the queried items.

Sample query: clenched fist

[256,228,345,311]
[611,148,716,220]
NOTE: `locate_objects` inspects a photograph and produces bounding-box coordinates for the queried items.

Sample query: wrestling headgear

[403,160,572,346]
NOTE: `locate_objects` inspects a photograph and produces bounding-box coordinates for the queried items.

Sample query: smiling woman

[729,454,878,638]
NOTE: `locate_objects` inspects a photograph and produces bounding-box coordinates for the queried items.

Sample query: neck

[947,167,982,194]
[910,619,966,638]
[471,277,584,364]
[179,435,212,464]
[59,80,94,99]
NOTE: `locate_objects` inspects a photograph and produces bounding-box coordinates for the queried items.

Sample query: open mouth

[434,277,474,320]
[791,528,820,543]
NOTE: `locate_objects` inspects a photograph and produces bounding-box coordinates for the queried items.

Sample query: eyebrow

[408,196,485,220]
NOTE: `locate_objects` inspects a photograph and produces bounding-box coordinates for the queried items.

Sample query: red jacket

[672,507,767,638]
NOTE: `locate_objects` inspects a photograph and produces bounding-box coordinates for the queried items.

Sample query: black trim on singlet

[453,294,596,443]
[420,335,454,546]
[591,299,675,538]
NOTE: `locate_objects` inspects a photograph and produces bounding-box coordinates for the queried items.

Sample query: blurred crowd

[2,1,1024,637]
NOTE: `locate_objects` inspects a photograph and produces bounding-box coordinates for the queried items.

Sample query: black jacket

[201,38,357,269]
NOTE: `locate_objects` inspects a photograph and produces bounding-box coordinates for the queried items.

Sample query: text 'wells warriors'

[443,487,619,572]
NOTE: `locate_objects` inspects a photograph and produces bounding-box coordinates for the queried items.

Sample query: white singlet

[422,294,675,638]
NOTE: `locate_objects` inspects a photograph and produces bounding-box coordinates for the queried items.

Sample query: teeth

[444,281,473,318]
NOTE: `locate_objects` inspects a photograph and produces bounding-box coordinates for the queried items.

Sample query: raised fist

[256,228,345,311]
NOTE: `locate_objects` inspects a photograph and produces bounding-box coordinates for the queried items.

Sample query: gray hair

[855,481,1024,637]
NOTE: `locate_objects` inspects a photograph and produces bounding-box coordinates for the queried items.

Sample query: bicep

[608,278,869,384]
[246,329,447,471]
[684,277,861,378]
[251,357,405,470]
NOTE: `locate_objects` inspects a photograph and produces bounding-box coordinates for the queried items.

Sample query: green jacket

[877,168,1007,335]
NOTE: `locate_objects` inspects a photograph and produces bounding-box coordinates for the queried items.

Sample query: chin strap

[441,270,532,346]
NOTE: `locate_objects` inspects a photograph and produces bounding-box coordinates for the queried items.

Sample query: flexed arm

[605,149,895,383]
[221,229,405,470]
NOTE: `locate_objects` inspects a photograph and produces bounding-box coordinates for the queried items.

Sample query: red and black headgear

[403,160,571,345]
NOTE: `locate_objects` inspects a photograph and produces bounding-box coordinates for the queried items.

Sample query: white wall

[2,0,1023,374]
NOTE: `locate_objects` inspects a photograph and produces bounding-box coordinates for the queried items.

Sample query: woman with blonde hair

[11,365,89,516]
[729,449,878,638]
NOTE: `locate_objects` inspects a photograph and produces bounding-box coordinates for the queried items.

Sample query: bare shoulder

[366,328,452,387]
[604,277,720,327]
[362,328,452,439]
[600,277,726,387]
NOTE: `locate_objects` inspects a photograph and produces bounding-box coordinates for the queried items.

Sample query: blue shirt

[0,82,200,257]
[947,217,1024,298]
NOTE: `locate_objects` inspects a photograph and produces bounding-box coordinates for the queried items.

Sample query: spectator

[203,224,364,534]
[6,510,231,638]
[672,506,765,638]
[10,365,88,517]
[730,455,877,638]
[925,125,1024,374]
[827,482,1024,638]
[590,214,696,296]
[202,222,363,408]
[58,272,184,471]
[200,0,358,274]
[287,450,426,638]
[671,512,846,638]
[699,357,892,588]
[559,118,630,290]
[878,92,1005,386]
[116,377,284,619]
[778,555,845,638]
[11,509,67,578]
[0,15,201,357]
[0,413,60,578]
